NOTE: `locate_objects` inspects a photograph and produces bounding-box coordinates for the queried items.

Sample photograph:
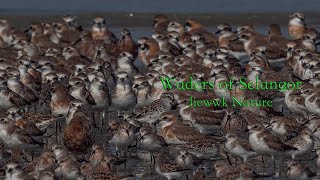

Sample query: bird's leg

[55,121,59,141]
[226,152,232,165]
[261,155,265,175]
[101,110,105,128]
[57,121,63,143]
[22,151,29,162]
[261,155,265,167]
[124,149,128,157]
[128,146,132,157]
[59,121,62,135]
[92,111,96,126]
[272,156,277,176]
[21,150,28,162]
[150,153,153,167]
[124,150,128,168]
[101,110,108,133]
[116,147,123,158]
[153,123,157,133]
[45,137,48,148]
[31,151,34,161]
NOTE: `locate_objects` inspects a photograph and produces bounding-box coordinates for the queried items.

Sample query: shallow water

[0,4,320,179]
[0,0,320,14]
[2,12,320,41]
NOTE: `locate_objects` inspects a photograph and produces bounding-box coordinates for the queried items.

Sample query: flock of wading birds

[1,11,320,180]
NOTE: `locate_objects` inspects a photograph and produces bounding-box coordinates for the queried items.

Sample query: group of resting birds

[0,12,320,179]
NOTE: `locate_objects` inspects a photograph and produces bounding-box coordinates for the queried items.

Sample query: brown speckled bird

[63,110,94,154]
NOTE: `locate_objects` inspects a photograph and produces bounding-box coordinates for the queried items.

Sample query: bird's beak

[293,91,302,95]
[231,37,239,41]
[72,38,82,46]
[35,65,42,69]
[137,135,143,142]
[265,124,271,128]
[153,119,161,124]
[93,50,101,61]
[211,73,217,77]
[310,135,316,141]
